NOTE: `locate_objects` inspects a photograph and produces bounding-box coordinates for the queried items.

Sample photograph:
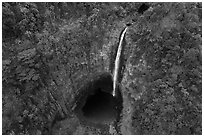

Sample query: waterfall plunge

[112,27,128,97]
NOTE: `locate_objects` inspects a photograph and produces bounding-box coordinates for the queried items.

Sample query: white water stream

[112,27,128,97]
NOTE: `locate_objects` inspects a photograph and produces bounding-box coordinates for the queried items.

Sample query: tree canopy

[2,2,202,135]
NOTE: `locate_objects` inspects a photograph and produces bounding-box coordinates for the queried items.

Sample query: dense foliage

[2,2,202,135]
[121,2,202,135]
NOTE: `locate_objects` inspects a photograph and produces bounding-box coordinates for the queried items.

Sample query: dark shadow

[74,72,123,126]
[138,3,149,14]
[82,88,117,124]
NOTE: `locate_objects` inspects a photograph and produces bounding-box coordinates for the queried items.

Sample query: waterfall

[112,27,128,97]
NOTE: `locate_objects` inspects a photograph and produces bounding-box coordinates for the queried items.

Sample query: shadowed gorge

[82,89,117,124]
[74,73,123,126]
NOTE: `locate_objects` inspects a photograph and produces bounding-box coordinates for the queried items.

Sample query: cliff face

[51,3,202,135]
[3,2,201,135]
